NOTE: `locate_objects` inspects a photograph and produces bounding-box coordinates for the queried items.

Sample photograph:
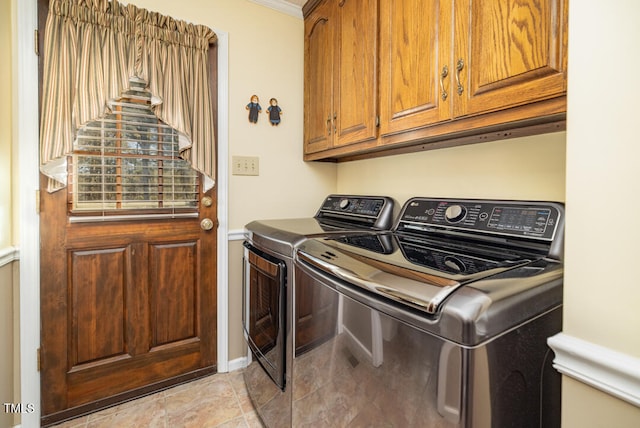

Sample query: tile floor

[50,370,265,428]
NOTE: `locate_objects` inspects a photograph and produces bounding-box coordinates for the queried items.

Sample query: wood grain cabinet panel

[455,0,568,117]
[304,0,378,155]
[379,0,453,136]
[303,0,568,160]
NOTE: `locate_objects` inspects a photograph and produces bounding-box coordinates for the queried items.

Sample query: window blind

[68,85,199,221]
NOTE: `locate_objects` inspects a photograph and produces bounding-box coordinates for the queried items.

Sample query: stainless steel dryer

[293,198,564,427]
[242,195,396,427]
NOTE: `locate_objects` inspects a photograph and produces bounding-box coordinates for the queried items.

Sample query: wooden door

[379,0,454,137]
[453,0,568,117]
[40,176,218,424]
[304,1,334,154]
[333,0,378,147]
[37,3,218,425]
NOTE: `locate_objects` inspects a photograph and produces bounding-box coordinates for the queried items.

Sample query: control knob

[339,198,351,210]
[444,204,466,223]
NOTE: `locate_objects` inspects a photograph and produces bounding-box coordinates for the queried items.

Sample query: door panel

[454,0,568,116]
[379,0,453,137]
[150,241,198,347]
[304,3,334,153]
[70,247,128,366]
[334,0,378,147]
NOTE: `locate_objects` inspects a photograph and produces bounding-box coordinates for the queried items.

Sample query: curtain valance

[40,0,217,191]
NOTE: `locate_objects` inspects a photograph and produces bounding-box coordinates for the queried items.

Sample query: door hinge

[34,29,39,56]
[35,190,40,214]
[37,348,41,371]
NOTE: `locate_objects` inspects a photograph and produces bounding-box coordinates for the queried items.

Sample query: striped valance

[40,0,217,192]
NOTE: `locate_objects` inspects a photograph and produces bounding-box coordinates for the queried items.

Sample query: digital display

[488,207,551,235]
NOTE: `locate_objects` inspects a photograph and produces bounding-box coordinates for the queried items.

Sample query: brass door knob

[200,218,215,231]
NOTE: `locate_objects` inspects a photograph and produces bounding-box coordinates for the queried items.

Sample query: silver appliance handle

[297,250,455,315]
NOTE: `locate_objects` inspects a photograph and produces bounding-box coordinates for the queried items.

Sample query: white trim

[215,29,230,374]
[0,246,19,267]
[227,356,248,373]
[228,229,246,241]
[246,0,303,19]
[15,0,41,426]
[548,333,640,407]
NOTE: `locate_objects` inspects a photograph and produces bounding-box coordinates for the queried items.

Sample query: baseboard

[226,356,248,373]
[547,333,640,407]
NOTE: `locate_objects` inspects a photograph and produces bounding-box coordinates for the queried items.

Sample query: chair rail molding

[0,246,19,267]
[548,333,640,407]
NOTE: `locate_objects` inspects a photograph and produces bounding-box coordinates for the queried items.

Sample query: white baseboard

[224,356,248,373]
[548,333,640,407]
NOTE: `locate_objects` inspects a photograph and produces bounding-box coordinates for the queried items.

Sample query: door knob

[200,218,215,231]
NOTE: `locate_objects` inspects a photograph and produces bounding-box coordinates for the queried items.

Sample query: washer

[293,197,564,427]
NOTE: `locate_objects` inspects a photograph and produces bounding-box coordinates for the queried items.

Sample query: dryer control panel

[396,198,563,241]
[315,195,396,230]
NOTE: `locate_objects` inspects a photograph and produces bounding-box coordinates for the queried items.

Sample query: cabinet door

[333,0,378,147]
[379,0,453,137]
[454,0,568,117]
[304,2,334,154]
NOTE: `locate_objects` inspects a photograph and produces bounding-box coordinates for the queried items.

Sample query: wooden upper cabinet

[304,0,378,155]
[379,0,454,136]
[304,2,334,154]
[454,0,568,117]
[303,0,568,160]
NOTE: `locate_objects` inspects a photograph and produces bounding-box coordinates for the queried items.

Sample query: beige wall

[0,264,15,428]
[561,0,640,425]
[121,0,337,362]
[125,0,337,231]
[337,132,566,204]
[1,0,16,426]
[1,0,12,248]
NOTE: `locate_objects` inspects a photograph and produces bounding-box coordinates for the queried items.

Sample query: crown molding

[247,0,303,19]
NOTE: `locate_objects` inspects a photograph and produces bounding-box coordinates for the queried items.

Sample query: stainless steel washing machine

[293,198,564,427]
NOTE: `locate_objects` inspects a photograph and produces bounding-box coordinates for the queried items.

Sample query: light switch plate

[232,156,259,176]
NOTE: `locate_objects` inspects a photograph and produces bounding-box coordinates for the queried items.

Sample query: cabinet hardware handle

[327,114,331,136]
[333,113,337,134]
[455,59,464,95]
[440,65,449,101]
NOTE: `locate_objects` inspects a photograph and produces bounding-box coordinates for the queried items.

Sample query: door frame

[14,1,230,426]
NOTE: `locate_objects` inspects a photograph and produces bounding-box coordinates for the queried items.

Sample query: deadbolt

[201,196,213,207]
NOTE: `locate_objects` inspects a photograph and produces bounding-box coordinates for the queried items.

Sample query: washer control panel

[316,195,396,229]
[397,198,563,241]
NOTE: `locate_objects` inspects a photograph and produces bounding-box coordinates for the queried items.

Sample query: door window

[69,81,199,219]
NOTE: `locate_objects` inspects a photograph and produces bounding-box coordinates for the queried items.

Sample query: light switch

[232,156,259,176]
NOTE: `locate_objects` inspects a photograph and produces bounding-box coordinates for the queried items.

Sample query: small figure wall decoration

[246,95,261,124]
[267,98,282,126]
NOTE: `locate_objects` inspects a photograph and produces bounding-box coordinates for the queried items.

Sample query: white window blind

[68,82,199,221]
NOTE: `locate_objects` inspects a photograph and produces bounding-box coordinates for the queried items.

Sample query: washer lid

[296,233,539,315]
